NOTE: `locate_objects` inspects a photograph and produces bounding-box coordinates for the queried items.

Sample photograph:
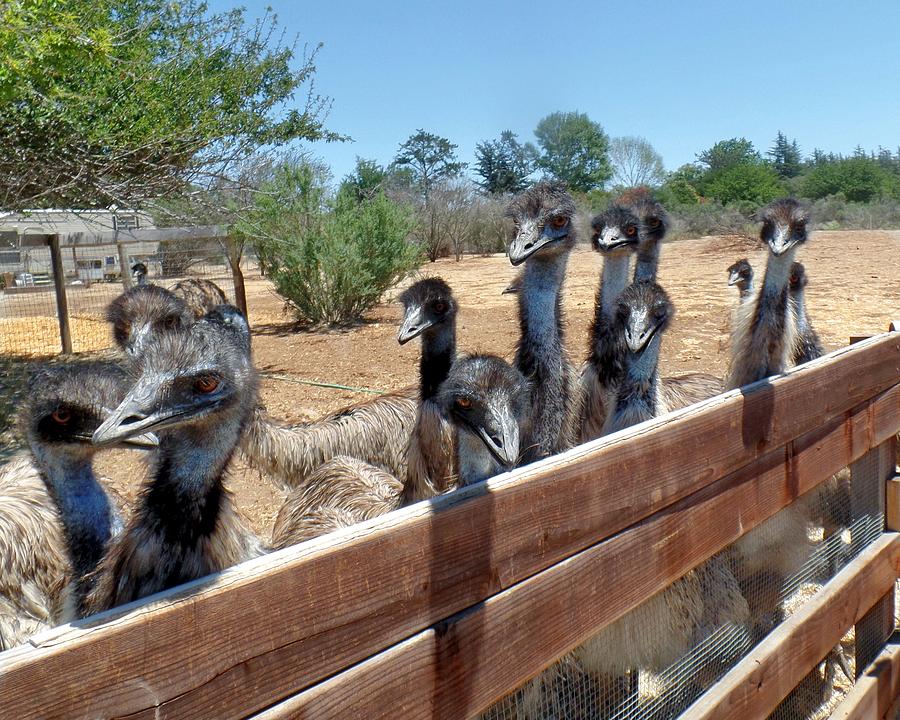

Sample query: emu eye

[164,315,179,330]
[625,225,637,237]
[51,409,71,425]
[648,218,661,229]
[455,397,472,410]
[194,375,220,394]
[433,301,446,314]
[550,216,567,230]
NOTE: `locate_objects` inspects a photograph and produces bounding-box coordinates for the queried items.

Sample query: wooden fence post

[48,233,73,354]
[852,435,899,677]
[117,240,132,290]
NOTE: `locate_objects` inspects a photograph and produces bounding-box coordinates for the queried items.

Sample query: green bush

[703,163,785,206]
[801,158,900,202]
[248,162,420,325]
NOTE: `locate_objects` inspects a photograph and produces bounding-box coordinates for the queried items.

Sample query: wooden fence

[1,330,898,719]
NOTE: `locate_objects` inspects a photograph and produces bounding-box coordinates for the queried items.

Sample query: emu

[170,278,228,317]
[103,283,419,490]
[0,361,149,644]
[575,282,750,680]
[398,277,459,502]
[89,306,266,612]
[505,182,582,461]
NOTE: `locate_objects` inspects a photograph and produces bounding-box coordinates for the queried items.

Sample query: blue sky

[209,0,900,184]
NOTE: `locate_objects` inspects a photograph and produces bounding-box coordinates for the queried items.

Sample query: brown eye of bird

[550,216,567,229]
[456,397,472,410]
[433,302,446,313]
[164,315,179,330]
[649,218,661,228]
[51,409,71,424]
[194,375,220,394]
[626,225,637,237]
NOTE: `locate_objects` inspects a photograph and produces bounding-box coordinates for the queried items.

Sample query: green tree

[391,129,464,201]
[768,132,802,179]
[0,0,342,210]
[473,131,535,194]
[533,111,612,192]
[704,163,784,205]
[339,158,387,203]
[697,138,761,174]
[608,136,666,188]
[246,158,420,325]
[801,158,898,202]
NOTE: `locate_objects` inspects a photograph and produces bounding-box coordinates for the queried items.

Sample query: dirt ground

[5,229,900,538]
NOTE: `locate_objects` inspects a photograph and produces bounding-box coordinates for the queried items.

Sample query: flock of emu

[0,182,844,716]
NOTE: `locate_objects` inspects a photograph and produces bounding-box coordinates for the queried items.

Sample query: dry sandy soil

[4,229,900,538]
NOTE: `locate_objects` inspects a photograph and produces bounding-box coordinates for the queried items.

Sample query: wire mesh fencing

[478,463,882,720]
[0,239,238,356]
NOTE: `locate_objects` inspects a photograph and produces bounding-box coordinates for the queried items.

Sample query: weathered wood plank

[253,406,893,720]
[681,534,900,720]
[828,635,900,720]
[1,337,898,720]
[887,478,900,533]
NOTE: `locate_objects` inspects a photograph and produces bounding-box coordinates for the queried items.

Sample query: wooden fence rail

[1,332,899,719]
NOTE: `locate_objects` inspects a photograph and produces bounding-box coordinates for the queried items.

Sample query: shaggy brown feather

[170,278,228,317]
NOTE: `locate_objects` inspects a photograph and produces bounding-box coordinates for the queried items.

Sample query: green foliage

[391,129,465,199]
[697,138,761,173]
[339,158,387,203]
[0,0,341,209]
[533,111,612,192]
[473,131,535,194]
[768,132,802,179]
[246,160,420,325]
[704,163,785,206]
[801,158,899,202]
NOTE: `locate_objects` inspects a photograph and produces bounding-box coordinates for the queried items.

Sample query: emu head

[759,198,810,256]
[614,281,673,355]
[631,197,669,246]
[397,277,457,345]
[505,182,577,266]
[591,205,641,254]
[106,285,194,359]
[22,361,156,463]
[727,258,753,288]
[93,305,257,446]
[435,355,529,475]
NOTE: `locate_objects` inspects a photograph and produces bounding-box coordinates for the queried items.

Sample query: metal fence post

[48,233,73,354]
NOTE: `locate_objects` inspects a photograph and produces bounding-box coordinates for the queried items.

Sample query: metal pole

[48,233,73,354]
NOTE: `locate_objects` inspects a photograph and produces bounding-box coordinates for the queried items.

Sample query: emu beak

[727,270,741,286]
[501,279,520,295]
[398,306,431,345]
[768,227,799,257]
[508,220,563,266]
[595,227,637,253]
[92,378,194,446]
[624,310,664,354]
[475,404,520,469]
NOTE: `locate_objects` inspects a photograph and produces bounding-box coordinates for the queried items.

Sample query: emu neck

[144,421,243,547]
[516,255,567,366]
[420,321,456,401]
[634,240,659,283]
[515,252,572,459]
[791,287,808,330]
[35,451,119,601]
[599,252,631,318]
[611,336,662,433]
[740,279,754,301]
[455,429,501,486]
